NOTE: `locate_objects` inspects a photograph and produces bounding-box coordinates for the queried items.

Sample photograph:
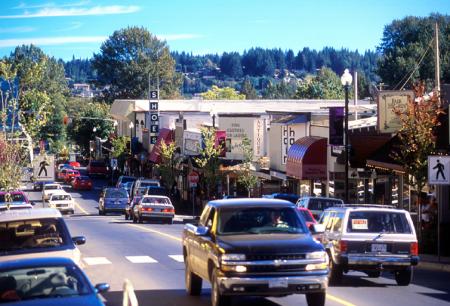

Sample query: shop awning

[286,136,327,180]
[366,135,405,173]
[148,128,174,163]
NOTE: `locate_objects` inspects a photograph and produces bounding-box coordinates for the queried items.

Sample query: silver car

[133,195,174,224]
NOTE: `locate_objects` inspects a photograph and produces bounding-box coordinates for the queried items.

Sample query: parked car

[132,195,175,224]
[48,192,75,214]
[0,208,86,265]
[0,257,109,305]
[296,196,344,219]
[319,205,419,285]
[262,193,300,204]
[297,207,317,228]
[116,175,137,188]
[72,176,93,191]
[0,191,32,210]
[182,198,328,306]
[42,183,64,202]
[87,161,109,177]
[64,169,81,183]
[98,188,129,215]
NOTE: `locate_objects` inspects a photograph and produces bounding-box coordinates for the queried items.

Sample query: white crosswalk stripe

[83,257,112,265]
[169,255,184,263]
[126,256,158,263]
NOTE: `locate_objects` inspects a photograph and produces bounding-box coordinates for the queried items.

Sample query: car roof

[0,190,25,195]
[300,196,343,201]
[44,183,62,187]
[0,257,76,271]
[0,208,62,222]
[323,205,407,213]
[208,198,295,208]
[142,195,170,199]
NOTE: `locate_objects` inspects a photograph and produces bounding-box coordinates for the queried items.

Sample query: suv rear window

[0,194,26,203]
[308,199,342,210]
[346,211,412,233]
[105,189,128,198]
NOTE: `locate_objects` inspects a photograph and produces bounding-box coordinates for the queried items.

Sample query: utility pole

[435,22,441,105]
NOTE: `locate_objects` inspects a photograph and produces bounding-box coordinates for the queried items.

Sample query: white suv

[0,208,85,266]
[48,191,75,214]
[319,205,419,286]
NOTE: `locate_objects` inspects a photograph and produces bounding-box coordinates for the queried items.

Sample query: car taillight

[163,208,174,213]
[410,242,418,256]
[143,207,153,212]
[339,240,348,253]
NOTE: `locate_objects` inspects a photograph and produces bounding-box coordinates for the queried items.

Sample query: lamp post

[129,121,134,154]
[341,69,353,203]
[210,107,217,128]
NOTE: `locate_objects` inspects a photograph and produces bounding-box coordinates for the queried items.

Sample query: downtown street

[22,176,450,306]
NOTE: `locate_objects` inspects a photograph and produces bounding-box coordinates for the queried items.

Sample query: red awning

[149,128,174,163]
[286,136,327,180]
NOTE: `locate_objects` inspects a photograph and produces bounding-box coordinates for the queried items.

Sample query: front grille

[246,264,306,273]
[246,254,306,261]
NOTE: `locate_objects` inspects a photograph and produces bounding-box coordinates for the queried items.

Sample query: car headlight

[221,254,246,262]
[306,251,327,261]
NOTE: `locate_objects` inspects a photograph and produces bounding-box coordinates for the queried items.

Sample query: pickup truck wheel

[185,259,202,295]
[306,291,326,306]
[328,258,343,285]
[395,267,413,286]
[211,268,230,306]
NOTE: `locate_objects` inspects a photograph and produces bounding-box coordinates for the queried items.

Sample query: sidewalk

[418,254,450,272]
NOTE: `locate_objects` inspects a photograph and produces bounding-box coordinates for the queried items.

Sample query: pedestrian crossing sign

[428,156,450,185]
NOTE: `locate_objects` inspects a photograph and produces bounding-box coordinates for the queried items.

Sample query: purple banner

[329,107,344,146]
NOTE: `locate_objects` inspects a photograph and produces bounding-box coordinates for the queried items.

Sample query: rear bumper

[141,212,174,219]
[217,273,328,296]
[340,254,420,269]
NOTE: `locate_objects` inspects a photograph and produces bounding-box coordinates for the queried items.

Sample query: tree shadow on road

[103,289,282,306]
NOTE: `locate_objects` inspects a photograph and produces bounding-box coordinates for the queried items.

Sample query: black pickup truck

[182,198,329,306]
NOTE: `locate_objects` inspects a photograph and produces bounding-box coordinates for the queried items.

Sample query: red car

[71,176,93,190]
[64,169,80,183]
[87,160,109,177]
[297,207,317,228]
[69,161,81,168]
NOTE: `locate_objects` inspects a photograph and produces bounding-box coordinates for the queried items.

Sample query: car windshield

[51,194,71,201]
[140,181,159,188]
[307,199,342,210]
[299,210,314,222]
[347,211,412,233]
[0,264,92,302]
[141,197,170,205]
[146,187,167,196]
[105,189,127,198]
[218,207,306,235]
[0,218,69,254]
[0,194,26,203]
[44,186,60,190]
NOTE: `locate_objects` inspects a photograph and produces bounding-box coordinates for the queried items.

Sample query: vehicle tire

[185,258,202,295]
[125,213,129,220]
[138,214,143,224]
[367,271,381,278]
[395,267,413,286]
[211,268,230,306]
[132,215,137,223]
[167,218,173,225]
[306,291,326,306]
[328,257,343,285]
[70,210,75,215]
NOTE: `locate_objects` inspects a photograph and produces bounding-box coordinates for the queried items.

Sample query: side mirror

[194,226,210,236]
[310,224,325,234]
[72,236,86,245]
[95,283,110,293]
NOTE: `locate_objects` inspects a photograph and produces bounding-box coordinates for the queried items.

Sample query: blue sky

[0,0,448,61]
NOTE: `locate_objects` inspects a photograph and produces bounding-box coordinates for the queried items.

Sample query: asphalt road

[23,178,450,306]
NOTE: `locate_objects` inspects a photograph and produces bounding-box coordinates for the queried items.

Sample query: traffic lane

[65,215,186,291]
[322,269,450,306]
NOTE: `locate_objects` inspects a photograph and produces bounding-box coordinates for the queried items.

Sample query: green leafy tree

[194,128,223,199]
[294,67,346,99]
[201,85,245,100]
[377,14,450,88]
[240,79,258,99]
[263,81,297,99]
[236,137,258,197]
[92,26,182,102]
[0,136,26,191]
[391,81,444,194]
[156,141,181,190]
[67,102,114,155]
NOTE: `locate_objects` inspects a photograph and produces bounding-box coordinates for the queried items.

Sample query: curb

[417,261,450,272]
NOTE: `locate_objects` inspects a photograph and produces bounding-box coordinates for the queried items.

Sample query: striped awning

[286,137,327,180]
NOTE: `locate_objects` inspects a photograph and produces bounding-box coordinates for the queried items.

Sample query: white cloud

[13,1,91,9]
[157,34,202,41]
[0,26,35,33]
[1,5,140,19]
[55,21,83,32]
[0,36,107,48]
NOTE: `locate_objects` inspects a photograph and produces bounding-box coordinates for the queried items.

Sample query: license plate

[114,201,119,205]
[268,279,288,288]
[371,244,387,252]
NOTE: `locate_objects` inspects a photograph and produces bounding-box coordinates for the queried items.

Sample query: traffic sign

[188,171,199,188]
[32,155,55,181]
[428,156,450,185]
[110,158,118,170]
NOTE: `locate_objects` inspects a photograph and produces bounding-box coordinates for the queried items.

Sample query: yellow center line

[74,201,88,215]
[127,223,182,242]
[127,224,355,306]
[327,293,357,306]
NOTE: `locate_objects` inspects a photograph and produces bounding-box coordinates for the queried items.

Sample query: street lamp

[341,69,353,203]
[210,106,217,128]
[129,121,134,155]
